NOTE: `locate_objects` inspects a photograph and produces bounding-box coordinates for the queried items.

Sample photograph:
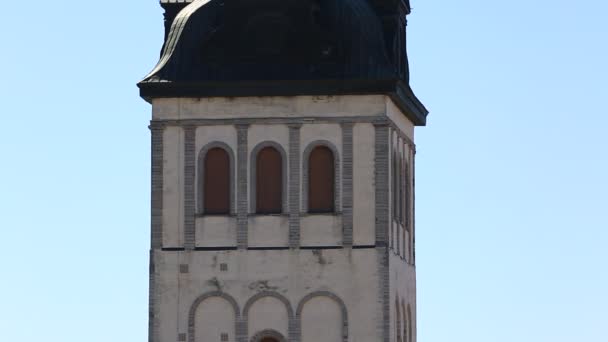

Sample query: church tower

[139,0,428,341]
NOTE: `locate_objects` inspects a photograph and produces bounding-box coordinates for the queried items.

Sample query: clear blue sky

[1,1,606,341]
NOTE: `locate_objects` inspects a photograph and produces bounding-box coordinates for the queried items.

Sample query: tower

[139,0,428,341]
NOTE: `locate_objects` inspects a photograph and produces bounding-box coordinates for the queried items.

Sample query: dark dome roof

[139,0,428,125]
[143,0,392,82]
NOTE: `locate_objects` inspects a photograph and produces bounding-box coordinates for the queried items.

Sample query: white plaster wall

[389,254,417,342]
[163,126,184,248]
[301,296,343,342]
[248,216,289,247]
[300,214,342,246]
[248,296,289,338]
[155,249,381,342]
[196,216,237,247]
[352,123,375,245]
[156,252,180,342]
[195,296,236,342]
[385,98,415,141]
[152,95,386,120]
[151,95,419,342]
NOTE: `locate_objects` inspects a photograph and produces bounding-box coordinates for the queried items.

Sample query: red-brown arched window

[203,147,230,214]
[308,146,335,213]
[256,146,283,214]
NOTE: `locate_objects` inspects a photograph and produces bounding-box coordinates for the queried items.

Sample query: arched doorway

[250,329,287,342]
[260,338,278,342]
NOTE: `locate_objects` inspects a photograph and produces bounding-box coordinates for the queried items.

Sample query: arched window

[256,146,283,214]
[407,304,413,342]
[261,338,278,342]
[308,146,335,213]
[392,150,398,221]
[399,151,404,224]
[396,297,402,342]
[402,301,408,342]
[203,147,230,214]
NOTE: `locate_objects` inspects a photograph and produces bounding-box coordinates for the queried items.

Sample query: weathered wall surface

[149,95,418,342]
[153,249,380,342]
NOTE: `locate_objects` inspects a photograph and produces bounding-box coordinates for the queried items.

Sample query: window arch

[198,143,234,215]
[308,146,335,213]
[256,146,283,214]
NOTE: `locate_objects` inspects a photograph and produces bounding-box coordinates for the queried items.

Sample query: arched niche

[296,291,348,342]
[243,291,295,341]
[188,291,240,342]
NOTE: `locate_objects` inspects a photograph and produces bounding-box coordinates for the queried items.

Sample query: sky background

[1,0,607,341]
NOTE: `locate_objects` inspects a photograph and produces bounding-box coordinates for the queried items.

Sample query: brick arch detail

[243,291,295,342]
[295,291,348,342]
[187,291,241,342]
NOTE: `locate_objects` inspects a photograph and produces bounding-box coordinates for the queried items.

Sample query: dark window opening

[204,147,230,214]
[308,146,335,213]
[256,146,283,214]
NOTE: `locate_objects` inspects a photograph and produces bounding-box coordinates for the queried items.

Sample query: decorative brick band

[183,126,196,250]
[301,140,341,214]
[242,291,295,342]
[154,115,386,127]
[341,123,354,247]
[236,125,249,249]
[187,291,241,342]
[295,291,348,342]
[288,125,302,248]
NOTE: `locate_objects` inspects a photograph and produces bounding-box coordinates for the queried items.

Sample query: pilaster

[236,124,249,249]
[288,124,302,248]
[341,123,354,247]
[183,126,196,250]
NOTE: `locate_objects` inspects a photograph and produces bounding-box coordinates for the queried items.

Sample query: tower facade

[139,1,427,342]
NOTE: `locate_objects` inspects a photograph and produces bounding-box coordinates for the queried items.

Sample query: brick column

[374,120,391,342]
[288,124,302,248]
[183,126,196,250]
[236,124,249,249]
[341,123,354,247]
[150,122,164,250]
[148,122,164,342]
[374,121,390,246]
